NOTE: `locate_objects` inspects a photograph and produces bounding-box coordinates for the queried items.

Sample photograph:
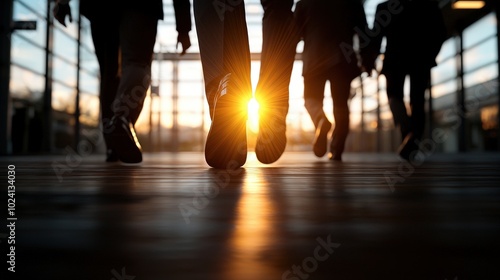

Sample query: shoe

[398,132,418,161]
[105,149,119,162]
[255,106,287,164]
[313,117,332,157]
[107,115,143,164]
[205,73,248,169]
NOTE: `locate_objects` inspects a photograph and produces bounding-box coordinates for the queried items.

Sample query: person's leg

[194,0,225,113]
[385,71,410,141]
[329,72,352,161]
[194,0,252,116]
[409,68,430,140]
[114,10,158,124]
[255,0,298,163]
[194,0,252,169]
[89,16,120,161]
[107,10,158,163]
[256,0,297,110]
[304,74,331,157]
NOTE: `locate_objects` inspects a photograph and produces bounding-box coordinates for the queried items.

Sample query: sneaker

[205,73,248,169]
[313,117,332,157]
[107,115,142,164]
[255,107,287,164]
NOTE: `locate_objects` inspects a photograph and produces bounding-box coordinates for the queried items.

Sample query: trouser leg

[304,75,327,128]
[256,0,298,113]
[89,16,120,149]
[113,10,158,124]
[329,73,352,155]
[194,0,251,110]
[385,71,411,140]
[409,69,430,140]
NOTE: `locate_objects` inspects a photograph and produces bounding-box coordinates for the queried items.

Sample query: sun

[247,97,260,133]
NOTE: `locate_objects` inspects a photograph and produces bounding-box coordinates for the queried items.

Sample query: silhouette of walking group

[53,0,446,168]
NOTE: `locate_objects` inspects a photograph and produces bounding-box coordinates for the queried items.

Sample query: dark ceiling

[438,0,497,36]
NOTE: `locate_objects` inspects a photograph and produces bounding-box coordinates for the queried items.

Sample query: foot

[105,149,119,162]
[398,132,418,161]
[107,115,143,164]
[255,107,287,164]
[205,73,248,169]
[328,140,343,162]
[313,117,332,157]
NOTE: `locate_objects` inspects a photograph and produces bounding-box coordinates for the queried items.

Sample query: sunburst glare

[247,97,260,133]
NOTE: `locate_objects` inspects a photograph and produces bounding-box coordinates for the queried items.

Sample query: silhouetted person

[295,0,372,161]
[194,0,298,169]
[53,0,191,163]
[371,0,446,160]
[254,0,299,164]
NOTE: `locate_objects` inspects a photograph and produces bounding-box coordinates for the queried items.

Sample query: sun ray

[247,97,260,133]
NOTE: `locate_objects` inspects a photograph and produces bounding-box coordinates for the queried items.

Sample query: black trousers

[384,68,430,141]
[89,10,158,147]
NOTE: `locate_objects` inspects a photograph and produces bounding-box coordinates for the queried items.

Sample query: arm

[365,3,388,74]
[173,0,192,55]
[293,0,306,41]
[429,2,447,61]
[353,1,374,75]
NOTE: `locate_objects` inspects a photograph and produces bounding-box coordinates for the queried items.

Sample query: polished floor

[2,151,500,280]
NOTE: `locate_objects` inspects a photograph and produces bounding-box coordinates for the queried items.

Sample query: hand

[177,32,191,56]
[53,2,72,27]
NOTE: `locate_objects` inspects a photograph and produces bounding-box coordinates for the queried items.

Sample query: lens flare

[247,98,260,133]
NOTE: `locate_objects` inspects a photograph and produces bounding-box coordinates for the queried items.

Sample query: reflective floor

[2,152,500,280]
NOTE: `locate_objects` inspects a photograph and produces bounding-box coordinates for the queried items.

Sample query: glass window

[464,63,498,89]
[10,65,45,101]
[12,2,46,46]
[79,93,100,126]
[463,37,498,73]
[80,47,99,74]
[11,34,46,74]
[436,37,457,63]
[432,57,457,85]
[463,12,497,49]
[432,80,457,99]
[53,56,77,88]
[53,28,78,64]
[16,0,47,16]
[52,83,76,113]
[80,71,99,95]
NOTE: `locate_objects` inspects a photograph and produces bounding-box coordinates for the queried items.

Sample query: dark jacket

[295,0,370,80]
[371,0,447,74]
[80,0,191,33]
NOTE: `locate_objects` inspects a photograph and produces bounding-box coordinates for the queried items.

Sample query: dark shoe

[313,117,332,157]
[398,132,418,161]
[255,107,287,164]
[205,73,247,169]
[105,149,119,162]
[108,115,142,164]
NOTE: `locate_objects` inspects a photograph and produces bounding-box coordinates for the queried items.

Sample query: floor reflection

[222,167,282,279]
